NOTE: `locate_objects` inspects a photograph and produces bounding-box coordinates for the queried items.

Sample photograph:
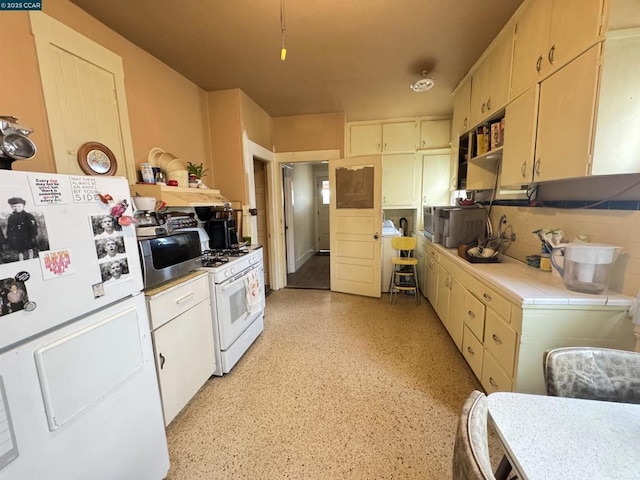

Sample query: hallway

[286,253,330,289]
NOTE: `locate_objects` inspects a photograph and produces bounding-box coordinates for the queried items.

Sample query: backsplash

[490,205,640,297]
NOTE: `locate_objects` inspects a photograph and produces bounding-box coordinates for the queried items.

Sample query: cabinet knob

[383,143,387,151]
[521,161,527,178]
[489,377,498,388]
[463,118,468,129]
[159,353,166,369]
[486,98,492,111]
[492,334,503,345]
[483,293,493,302]
[481,103,486,114]
[536,55,543,73]
[377,143,381,152]
[467,310,475,319]
[467,346,475,355]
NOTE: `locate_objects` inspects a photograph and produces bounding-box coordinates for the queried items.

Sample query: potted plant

[187,162,208,188]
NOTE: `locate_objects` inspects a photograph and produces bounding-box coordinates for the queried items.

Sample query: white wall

[292,163,316,269]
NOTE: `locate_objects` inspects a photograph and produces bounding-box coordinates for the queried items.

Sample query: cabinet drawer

[484,309,517,376]
[481,350,513,393]
[465,278,511,322]
[426,244,438,261]
[463,292,486,340]
[147,274,210,330]
[462,325,483,380]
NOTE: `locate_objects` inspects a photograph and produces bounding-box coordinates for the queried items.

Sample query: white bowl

[132,196,156,211]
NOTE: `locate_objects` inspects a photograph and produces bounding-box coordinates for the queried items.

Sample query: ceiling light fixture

[280,0,287,61]
[410,70,435,92]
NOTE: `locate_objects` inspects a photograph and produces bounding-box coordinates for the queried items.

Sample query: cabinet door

[447,279,465,351]
[349,123,382,156]
[452,78,472,135]
[419,119,451,149]
[382,121,416,153]
[511,0,552,100]
[152,300,214,425]
[591,32,640,175]
[501,86,539,187]
[421,152,451,206]
[382,153,420,207]
[435,265,451,321]
[534,45,600,182]
[425,254,438,307]
[416,237,427,296]
[547,0,604,74]
[487,32,514,117]
[469,59,491,128]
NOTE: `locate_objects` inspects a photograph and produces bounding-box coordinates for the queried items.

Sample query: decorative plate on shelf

[77,142,117,176]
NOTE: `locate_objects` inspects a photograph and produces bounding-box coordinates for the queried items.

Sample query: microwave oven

[434,206,488,248]
[138,231,202,289]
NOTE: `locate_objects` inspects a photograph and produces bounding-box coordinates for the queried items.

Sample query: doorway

[283,162,330,289]
[253,158,270,291]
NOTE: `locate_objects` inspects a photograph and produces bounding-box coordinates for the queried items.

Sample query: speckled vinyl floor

[165,289,499,479]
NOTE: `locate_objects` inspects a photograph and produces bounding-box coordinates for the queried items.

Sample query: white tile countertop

[425,238,634,308]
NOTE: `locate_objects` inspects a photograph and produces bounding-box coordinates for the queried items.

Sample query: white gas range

[199,245,265,376]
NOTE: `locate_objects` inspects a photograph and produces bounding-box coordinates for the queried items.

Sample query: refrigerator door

[0,171,142,351]
[0,293,169,479]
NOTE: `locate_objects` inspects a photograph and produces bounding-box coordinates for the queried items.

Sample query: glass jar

[154,170,167,185]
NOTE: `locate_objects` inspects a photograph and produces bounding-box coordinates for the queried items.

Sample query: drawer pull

[492,334,502,345]
[175,292,195,305]
[483,293,492,302]
[467,346,475,356]
[548,44,556,64]
[467,310,475,319]
[536,55,543,72]
[489,377,498,388]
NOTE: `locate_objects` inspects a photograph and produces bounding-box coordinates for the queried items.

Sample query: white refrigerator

[0,170,169,479]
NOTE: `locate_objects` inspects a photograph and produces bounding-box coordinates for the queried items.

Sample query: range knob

[224,270,231,278]
[230,267,236,275]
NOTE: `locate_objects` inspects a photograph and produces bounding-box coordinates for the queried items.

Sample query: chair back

[391,236,416,254]
[452,390,496,480]
[543,347,640,404]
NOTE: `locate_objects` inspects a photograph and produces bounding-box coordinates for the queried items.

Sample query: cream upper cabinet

[590,29,640,175]
[468,31,514,128]
[452,78,472,136]
[511,0,605,100]
[419,119,451,150]
[382,121,417,153]
[382,153,421,207]
[501,86,539,187]
[421,150,451,206]
[349,123,383,155]
[348,121,416,156]
[534,45,601,182]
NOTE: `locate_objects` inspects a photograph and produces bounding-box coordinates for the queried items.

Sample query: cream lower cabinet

[425,243,438,306]
[146,273,215,425]
[426,246,635,394]
[416,233,427,297]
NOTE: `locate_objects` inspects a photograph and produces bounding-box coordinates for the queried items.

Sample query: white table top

[487,392,640,480]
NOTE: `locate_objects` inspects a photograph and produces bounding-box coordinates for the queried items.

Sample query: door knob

[374,234,379,240]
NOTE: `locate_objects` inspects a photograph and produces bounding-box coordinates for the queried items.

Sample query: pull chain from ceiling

[280,0,287,61]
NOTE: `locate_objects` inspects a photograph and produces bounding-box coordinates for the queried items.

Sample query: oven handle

[220,264,262,291]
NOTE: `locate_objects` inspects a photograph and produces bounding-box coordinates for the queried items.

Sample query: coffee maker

[0,116,37,170]
[195,204,238,249]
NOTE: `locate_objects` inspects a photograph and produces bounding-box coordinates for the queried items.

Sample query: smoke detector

[410,70,435,92]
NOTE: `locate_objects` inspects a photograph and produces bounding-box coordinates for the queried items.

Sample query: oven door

[214,264,264,350]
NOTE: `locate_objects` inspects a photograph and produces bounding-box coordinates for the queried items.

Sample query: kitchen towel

[245,269,262,313]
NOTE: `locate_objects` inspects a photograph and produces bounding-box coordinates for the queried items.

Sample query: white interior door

[316,175,330,251]
[330,155,382,298]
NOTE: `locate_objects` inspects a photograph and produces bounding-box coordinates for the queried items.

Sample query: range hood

[129,184,231,207]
